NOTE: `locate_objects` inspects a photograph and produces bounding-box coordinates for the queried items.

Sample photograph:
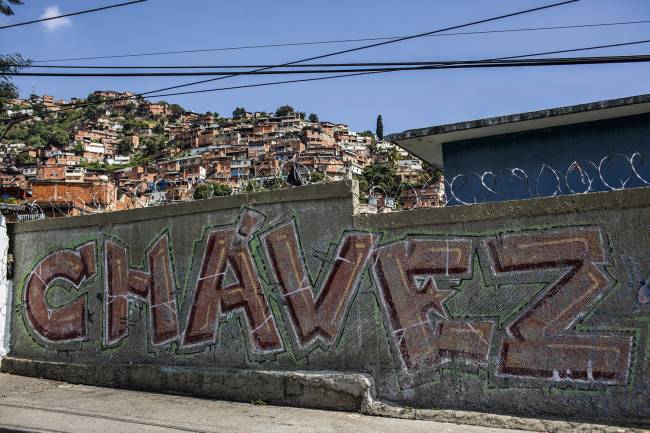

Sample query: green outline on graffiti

[16,237,98,352]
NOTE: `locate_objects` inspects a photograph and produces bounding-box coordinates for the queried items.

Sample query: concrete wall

[0,215,10,356]
[442,113,650,203]
[2,181,649,425]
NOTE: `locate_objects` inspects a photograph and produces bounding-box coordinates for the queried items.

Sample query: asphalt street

[0,373,530,433]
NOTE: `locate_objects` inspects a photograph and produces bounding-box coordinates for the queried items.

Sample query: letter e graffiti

[372,238,494,371]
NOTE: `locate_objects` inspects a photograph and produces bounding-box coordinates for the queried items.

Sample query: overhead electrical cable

[15,37,650,70]
[0,0,580,133]
[27,18,650,63]
[0,0,148,30]
[4,45,646,125]
[3,52,643,140]
[8,55,650,76]
[132,0,580,97]
[142,55,650,98]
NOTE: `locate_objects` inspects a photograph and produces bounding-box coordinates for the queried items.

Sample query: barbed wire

[444,152,648,206]
[0,152,647,219]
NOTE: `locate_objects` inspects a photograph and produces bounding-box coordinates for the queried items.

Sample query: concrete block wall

[1,181,649,425]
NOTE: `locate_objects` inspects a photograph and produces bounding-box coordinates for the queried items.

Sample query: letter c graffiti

[24,242,96,342]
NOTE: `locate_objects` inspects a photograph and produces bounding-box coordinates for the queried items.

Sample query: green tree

[275,105,294,117]
[15,152,36,166]
[143,136,166,155]
[376,114,384,140]
[264,177,284,190]
[51,129,70,147]
[0,0,23,16]
[153,117,168,134]
[0,24,29,114]
[26,135,46,148]
[377,145,400,165]
[193,184,213,200]
[232,107,247,118]
[121,117,148,133]
[123,102,137,115]
[413,162,442,187]
[168,103,185,118]
[212,183,232,197]
[117,138,134,155]
[0,53,29,111]
[310,171,326,183]
[85,92,105,104]
[308,113,319,123]
[361,163,398,196]
[194,183,232,200]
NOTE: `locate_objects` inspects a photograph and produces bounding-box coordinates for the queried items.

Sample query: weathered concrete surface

[2,181,649,427]
[0,357,373,412]
[1,373,640,433]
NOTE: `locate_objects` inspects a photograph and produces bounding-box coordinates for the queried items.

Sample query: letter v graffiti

[261,220,379,349]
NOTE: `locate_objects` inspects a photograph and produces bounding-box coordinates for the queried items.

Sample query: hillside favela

[0,91,441,220]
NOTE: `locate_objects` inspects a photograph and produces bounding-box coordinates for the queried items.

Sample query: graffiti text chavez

[23,209,632,384]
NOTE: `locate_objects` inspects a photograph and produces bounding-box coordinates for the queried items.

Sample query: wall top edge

[8,180,354,234]
[354,187,650,229]
[9,183,650,235]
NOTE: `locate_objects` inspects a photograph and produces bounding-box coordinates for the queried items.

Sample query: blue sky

[1,0,650,134]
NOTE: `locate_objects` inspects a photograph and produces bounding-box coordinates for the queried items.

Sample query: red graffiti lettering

[372,239,494,371]
[263,222,378,346]
[182,209,282,352]
[485,228,633,383]
[25,242,96,342]
[105,235,179,346]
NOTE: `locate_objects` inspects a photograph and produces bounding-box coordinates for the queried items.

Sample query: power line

[135,0,580,97]
[4,52,645,140]
[9,35,630,124]
[5,52,647,125]
[27,18,650,63]
[138,56,650,98]
[16,37,650,70]
[8,55,650,77]
[0,0,580,125]
[497,38,650,60]
[5,61,509,69]
[0,0,148,30]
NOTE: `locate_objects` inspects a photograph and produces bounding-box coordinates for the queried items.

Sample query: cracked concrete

[0,373,534,433]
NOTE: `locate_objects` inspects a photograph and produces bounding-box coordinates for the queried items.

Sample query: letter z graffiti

[485,228,633,383]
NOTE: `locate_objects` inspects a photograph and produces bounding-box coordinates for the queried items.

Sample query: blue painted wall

[442,113,650,205]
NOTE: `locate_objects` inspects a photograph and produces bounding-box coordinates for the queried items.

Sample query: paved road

[0,373,529,433]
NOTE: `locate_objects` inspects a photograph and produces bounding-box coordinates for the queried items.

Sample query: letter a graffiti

[182,209,283,353]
